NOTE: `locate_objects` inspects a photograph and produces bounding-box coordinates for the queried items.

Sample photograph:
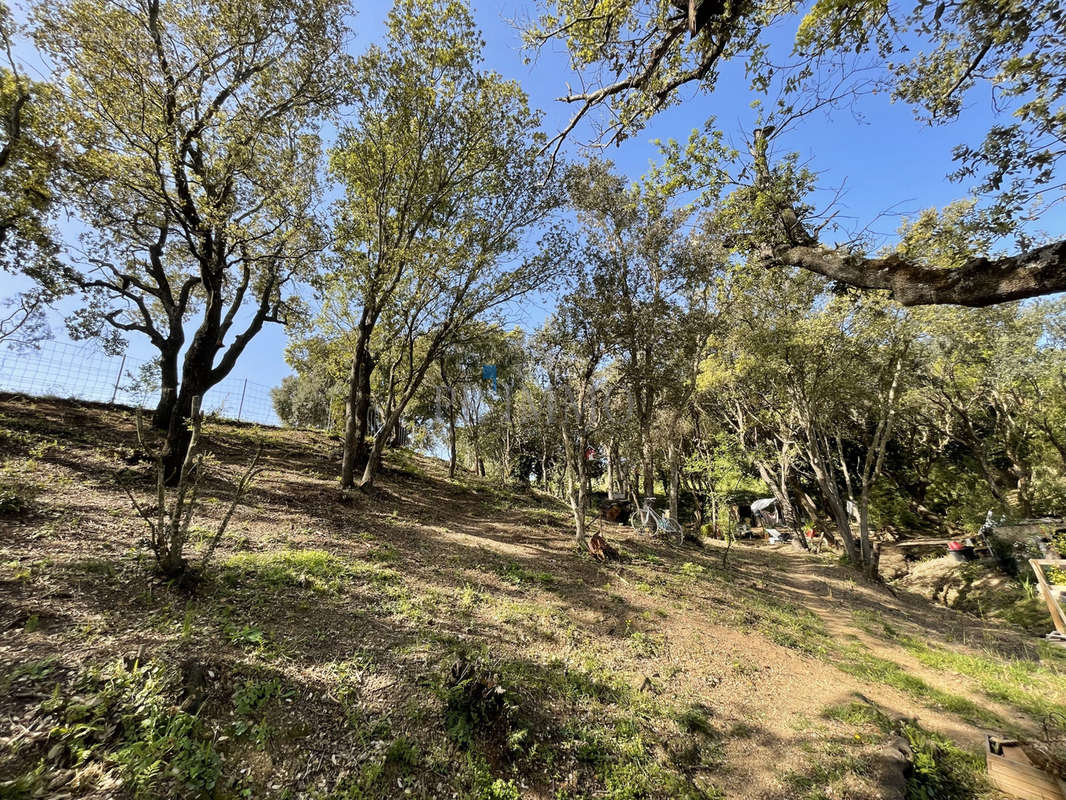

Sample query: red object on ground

[947,541,965,551]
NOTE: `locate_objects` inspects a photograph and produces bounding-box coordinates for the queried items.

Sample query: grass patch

[819,700,993,800]
[497,560,555,587]
[896,635,1066,723]
[850,609,1066,725]
[781,752,871,800]
[222,549,351,593]
[835,646,1004,729]
[220,548,398,594]
[736,593,833,657]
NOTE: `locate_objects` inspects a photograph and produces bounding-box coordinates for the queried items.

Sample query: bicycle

[631,498,683,543]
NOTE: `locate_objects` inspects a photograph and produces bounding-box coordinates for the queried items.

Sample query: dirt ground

[1,395,1064,799]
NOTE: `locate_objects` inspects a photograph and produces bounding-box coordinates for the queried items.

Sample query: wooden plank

[894,539,954,547]
[987,741,1066,800]
[1030,560,1066,635]
[987,738,1066,800]
[990,776,1063,800]
[989,767,1063,795]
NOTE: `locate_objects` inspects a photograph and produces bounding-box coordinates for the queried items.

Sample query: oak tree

[34,0,350,476]
[327,0,561,490]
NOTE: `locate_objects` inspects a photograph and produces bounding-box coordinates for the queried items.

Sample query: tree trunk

[569,460,588,550]
[540,430,548,490]
[804,433,859,563]
[641,419,654,500]
[160,345,214,483]
[562,428,588,550]
[357,347,438,489]
[858,488,875,577]
[448,390,458,479]
[151,347,180,430]
[341,326,374,490]
[755,458,802,547]
[160,389,194,485]
[471,428,481,475]
[776,467,799,531]
[503,388,514,482]
[668,440,680,523]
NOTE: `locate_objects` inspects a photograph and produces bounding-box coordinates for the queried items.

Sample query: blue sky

[5,0,1062,396]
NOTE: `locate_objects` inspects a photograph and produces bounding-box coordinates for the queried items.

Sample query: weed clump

[440,655,510,745]
[902,722,984,800]
[13,659,220,798]
[822,700,991,800]
[0,484,29,515]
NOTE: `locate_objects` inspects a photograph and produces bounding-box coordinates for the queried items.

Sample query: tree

[699,264,917,573]
[535,283,608,550]
[565,160,706,501]
[0,291,50,348]
[444,325,527,480]
[271,372,340,430]
[327,0,561,491]
[34,0,350,478]
[434,345,468,479]
[886,203,1066,517]
[528,0,1066,306]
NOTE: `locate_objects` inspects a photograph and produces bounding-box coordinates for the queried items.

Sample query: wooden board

[892,538,991,555]
[986,738,1066,800]
[1030,560,1066,635]
[893,538,956,547]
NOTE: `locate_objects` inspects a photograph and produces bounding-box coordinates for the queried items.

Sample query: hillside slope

[1,395,1064,799]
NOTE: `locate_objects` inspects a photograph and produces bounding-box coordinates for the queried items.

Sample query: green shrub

[232,675,292,744]
[33,659,220,798]
[678,561,707,580]
[0,484,28,515]
[902,723,984,800]
[481,778,521,800]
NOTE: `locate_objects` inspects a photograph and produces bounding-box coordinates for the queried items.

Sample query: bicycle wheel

[631,509,649,533]
[660,518,682,536]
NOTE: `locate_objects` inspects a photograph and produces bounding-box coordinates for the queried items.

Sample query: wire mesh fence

[0,338,283,427]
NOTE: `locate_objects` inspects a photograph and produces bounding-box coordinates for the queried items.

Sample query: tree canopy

[527,0,1066,306]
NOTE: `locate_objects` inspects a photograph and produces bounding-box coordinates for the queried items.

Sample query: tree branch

[767,239,1066,307]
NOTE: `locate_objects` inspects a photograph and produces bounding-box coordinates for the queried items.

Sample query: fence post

[110,354,127,404]
[237,378,248,421]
